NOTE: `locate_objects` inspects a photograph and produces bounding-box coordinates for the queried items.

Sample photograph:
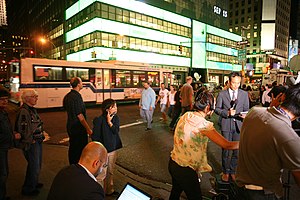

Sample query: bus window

[95,69,102,89]
[104,69,110,89]
[34,66,62,81]
[115,70,131,87]
[148,72,159,87]
[133,71,146,87]
[66,68,89,81]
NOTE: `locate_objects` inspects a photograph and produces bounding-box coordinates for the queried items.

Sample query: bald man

[47,142,108,200]
[63,77,93,164]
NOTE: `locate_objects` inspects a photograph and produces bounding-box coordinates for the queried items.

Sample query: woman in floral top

[168,91,239,200]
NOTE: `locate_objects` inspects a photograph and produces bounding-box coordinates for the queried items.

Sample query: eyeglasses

[29,95,38,98]
[99,157,108,168]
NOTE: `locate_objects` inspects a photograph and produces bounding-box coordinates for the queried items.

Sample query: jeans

[0,150,8,200]
[168,158,202,200]
[140,109,154,129]
[222,123,240,174]
[169,108,181,129]
[167,105,175,118]
[22,142,42,193]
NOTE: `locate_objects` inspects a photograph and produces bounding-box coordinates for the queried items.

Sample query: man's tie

[232,90,236,101]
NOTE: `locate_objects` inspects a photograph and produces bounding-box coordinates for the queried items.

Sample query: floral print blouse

[170,111,214,174]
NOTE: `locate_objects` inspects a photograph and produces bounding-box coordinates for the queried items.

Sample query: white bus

[11,58,173,108]
[262,69,294,86]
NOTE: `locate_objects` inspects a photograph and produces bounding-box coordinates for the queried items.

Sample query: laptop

[117,183,152,200]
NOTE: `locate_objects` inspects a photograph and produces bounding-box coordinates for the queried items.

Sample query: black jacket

[92,115,122,153]
[0,110,13,150]
[47,164,104,200]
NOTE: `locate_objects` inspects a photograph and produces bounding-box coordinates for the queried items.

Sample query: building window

[254,32,257,37]
[247,32,251,38]
[253,40,257,46]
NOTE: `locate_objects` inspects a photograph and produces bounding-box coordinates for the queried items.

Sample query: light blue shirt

[140,87,156,110]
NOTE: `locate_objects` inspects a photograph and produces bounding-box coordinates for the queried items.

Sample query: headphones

[194,91,215,111]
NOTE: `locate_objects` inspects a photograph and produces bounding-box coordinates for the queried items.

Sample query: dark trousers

[168,158,202,200]
[0,150,8,200]
[222,122,240,174]
[68,133,88,164]
[169,108,181,129]
[22,142,42,193]
[167,105,175,118]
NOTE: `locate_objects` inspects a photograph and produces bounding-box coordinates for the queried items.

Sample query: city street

[6,102,223,200]
[5,102,300,200]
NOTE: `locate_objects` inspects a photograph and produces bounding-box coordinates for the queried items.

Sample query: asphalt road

[6,102,300,200]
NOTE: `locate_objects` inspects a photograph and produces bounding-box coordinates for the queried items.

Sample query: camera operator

[15,89,44,196]
[235,83,300,199]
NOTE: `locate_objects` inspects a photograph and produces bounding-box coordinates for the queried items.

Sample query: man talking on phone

[215,72,249,182]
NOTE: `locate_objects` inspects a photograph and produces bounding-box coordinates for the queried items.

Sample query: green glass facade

[65,0,241,74]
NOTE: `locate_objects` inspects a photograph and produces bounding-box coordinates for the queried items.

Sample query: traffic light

[29,50,34,57]
[178,45,183,54]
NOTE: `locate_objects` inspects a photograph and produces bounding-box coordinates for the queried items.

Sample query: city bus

[262,69,294,86]
[10,58,173,108]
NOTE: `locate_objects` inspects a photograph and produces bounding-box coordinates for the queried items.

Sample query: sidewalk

[7,144,172,200]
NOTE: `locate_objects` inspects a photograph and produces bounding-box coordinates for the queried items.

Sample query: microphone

[230,99,238,109]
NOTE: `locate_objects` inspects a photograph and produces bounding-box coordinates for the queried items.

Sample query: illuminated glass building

[65,0,241,85]
[228,0,291,76]
[6,0,241,85]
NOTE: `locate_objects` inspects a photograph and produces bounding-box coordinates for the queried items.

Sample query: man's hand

[87,128,93,135]
[270,93,284,107]
[150,106,153,111]
[14,132,21,140]
[228,108,236,116]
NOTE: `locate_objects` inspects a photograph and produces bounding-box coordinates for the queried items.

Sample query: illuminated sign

[66,46,191,67]
[288,39,298,62]
[213,6,228,18]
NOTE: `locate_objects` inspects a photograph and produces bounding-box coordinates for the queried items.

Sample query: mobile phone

[110,112,117,117]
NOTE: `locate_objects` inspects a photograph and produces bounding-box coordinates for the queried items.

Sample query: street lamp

[40,38,58,59]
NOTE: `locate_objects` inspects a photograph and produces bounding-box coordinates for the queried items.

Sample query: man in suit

[215,72,249,182]
[47,142,108,200]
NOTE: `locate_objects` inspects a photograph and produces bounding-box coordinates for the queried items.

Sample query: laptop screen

[117,183,152,200]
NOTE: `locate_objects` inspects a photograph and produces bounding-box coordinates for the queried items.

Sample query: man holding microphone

[215,72,249,182]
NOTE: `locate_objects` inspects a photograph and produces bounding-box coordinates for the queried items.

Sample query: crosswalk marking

[58,121,144,143]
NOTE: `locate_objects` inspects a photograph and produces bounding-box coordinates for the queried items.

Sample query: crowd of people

[1,72,300,200]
